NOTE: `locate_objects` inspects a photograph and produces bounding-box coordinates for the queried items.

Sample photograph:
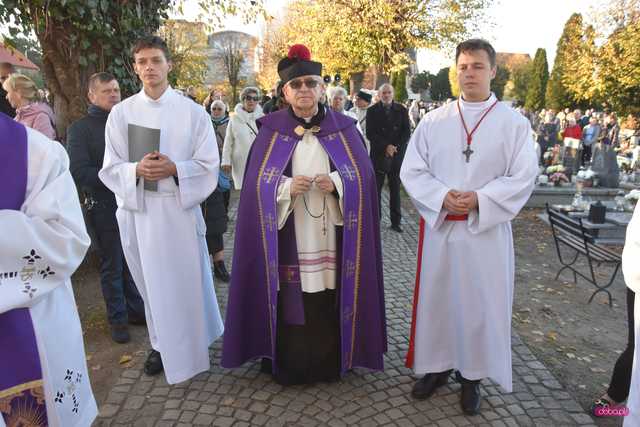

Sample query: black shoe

[110,324,130,344]
[128,314,146,326]
[213,260,231,282]
[390,224,403,233]
[460,380,482,415]
[144,350,164,376]
[411,370,452,400]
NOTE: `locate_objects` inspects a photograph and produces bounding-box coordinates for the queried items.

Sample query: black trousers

[206,233,224,255]
[582,145,593,166]
[223,191,230,212]
[375,155,402,227]
[607,288,635,402]
[261,289,340,385]
[94,228,145,325]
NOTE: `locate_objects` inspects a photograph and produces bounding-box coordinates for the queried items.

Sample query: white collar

[139,86,173,105]
[458,93,497,111]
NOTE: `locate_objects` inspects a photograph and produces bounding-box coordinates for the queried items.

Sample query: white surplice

[623,204,640,426]
[99,87,224,384]
[400,94,538,392]
[0,129,97,427]
[276,131,344,292]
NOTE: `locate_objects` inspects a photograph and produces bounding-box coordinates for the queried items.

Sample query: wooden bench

[546,204,622,306]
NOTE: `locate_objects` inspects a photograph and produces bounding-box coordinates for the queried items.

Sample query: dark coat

[365,101,411,172]
[68,105,117,231]
[0,86,15,118]
[201,190,228,236]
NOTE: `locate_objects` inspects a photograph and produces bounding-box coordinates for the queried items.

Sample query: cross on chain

[463,145,474,163]
[340,164,356,181]
[265,213,276,232]
[286,269,295,282]
[262,167,280,184]
[346,211,358,230]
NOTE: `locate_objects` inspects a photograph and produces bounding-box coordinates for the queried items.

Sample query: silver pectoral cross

[463,146,474,163]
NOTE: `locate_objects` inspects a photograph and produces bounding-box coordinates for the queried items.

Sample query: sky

[414,0,605,73]
[1,0,606,74]
[176,0,606,73]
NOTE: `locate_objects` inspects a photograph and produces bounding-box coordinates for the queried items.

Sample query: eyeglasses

[288,78,320,90]
[243,96,260,102]
[212,107,223,111]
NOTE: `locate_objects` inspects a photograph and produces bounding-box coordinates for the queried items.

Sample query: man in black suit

[0,62,16,117]
[68,72,145,343]
[366,83,411,232]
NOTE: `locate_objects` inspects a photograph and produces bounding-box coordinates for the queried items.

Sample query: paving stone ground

[94,192,598,426]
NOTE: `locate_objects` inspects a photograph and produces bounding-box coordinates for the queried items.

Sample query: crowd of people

[2,34,640,427]
[521,107,640,168]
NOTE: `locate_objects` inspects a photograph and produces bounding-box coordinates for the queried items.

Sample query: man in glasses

[223,44,386,385]
[0,62,16,117]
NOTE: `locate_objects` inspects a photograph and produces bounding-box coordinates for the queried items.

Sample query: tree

[280,0,492,86]
[0,1,264,138]
[256,15,288,92]
[410,71,433,94]
[449,65,460,98]
[525,48,549,111]
[506,62,532,104]
[213,35,246,106]
[565,24,599,107]
[546,13,584,110]
[582,0,640,114]
[596,18,640,114]
[431,67,452,101]
[158,19,208,91]
[392,69,408,102]
[490,65,510,100]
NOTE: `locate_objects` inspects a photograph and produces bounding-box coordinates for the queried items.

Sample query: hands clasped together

[135,151,177,182]
[290,174,335,197]
[443,190,478,215]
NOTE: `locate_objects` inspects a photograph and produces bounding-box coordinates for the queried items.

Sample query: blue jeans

[94,229,145,325]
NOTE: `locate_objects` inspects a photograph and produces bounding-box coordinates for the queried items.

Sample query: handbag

[217,169,231,192]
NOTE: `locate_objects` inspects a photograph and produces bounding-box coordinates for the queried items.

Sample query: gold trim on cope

[256,132,279,348]
[338,131,364,368]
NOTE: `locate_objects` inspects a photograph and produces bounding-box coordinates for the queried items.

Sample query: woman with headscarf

[201,100,231,282]
[221,86,264,189]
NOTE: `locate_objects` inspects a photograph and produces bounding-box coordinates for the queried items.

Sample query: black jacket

[68,105,117,230]
[0,86,15,118]
[201,190,228,236]
[365,101,411,168]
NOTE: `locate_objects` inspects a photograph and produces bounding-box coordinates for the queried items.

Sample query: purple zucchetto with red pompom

[277,44,323,85]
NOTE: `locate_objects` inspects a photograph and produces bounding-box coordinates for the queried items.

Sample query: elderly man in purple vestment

[222,44,387,385]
